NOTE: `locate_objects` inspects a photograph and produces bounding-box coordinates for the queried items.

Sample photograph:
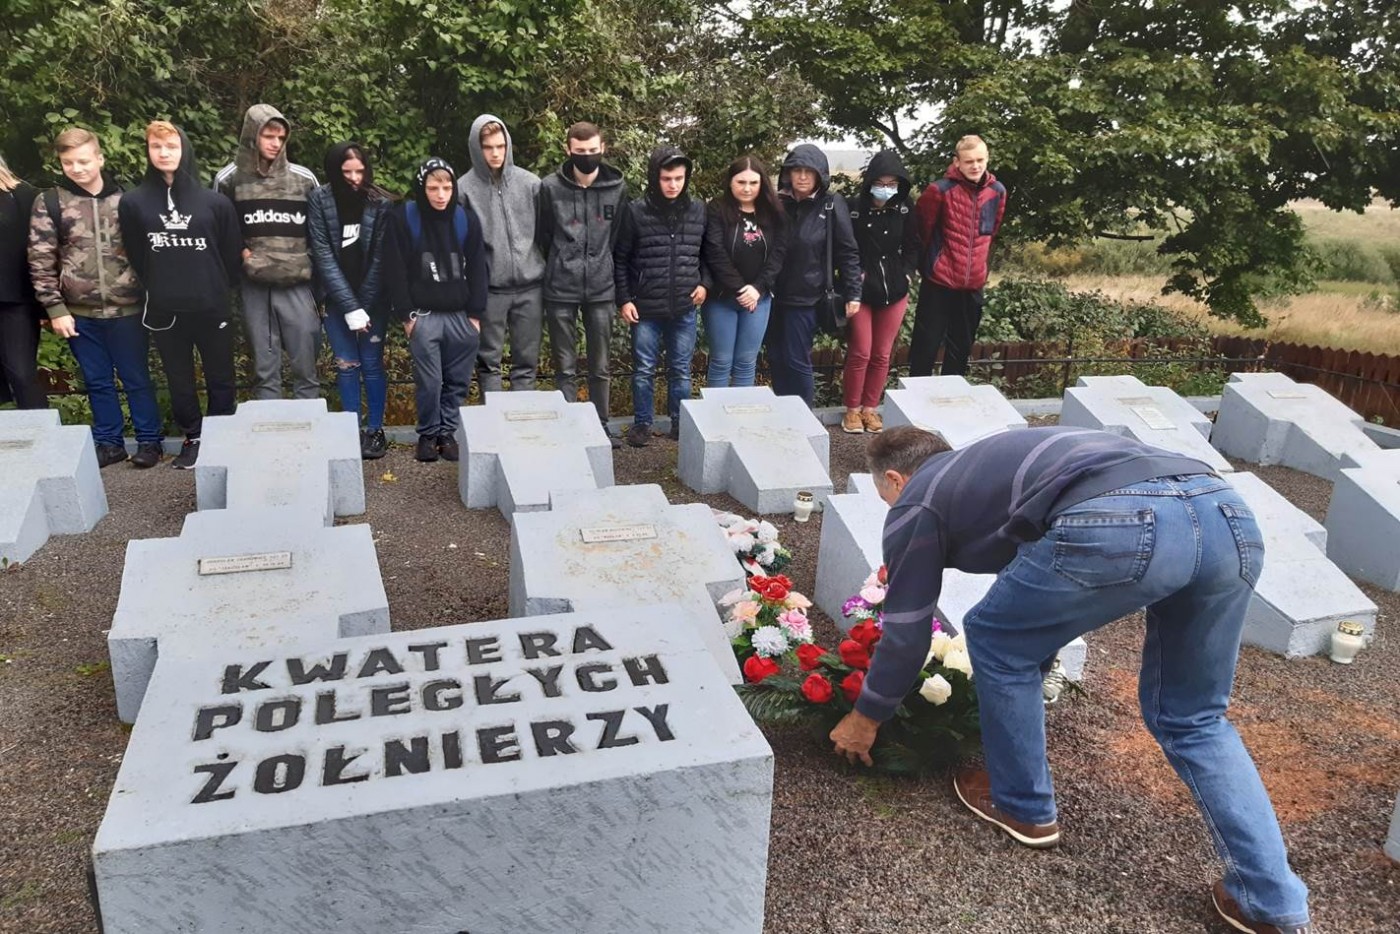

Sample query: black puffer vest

[623,199,707,319]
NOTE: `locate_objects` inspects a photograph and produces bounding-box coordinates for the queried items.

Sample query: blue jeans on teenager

[703,294,771,387]
[631,309,696,427]
[962,474,1309,929]
[765,304,817,406]
[323,311,388,431]
[68,314,162,446]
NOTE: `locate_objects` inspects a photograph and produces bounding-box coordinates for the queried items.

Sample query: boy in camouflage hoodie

[28,127,163,468]
[214,104,320,400]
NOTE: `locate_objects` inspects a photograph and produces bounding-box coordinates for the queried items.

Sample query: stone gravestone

[108,506,390,723]
[1211,372,1380,481]
[0,408,107,565]
[815,473,1087,679]
[1060,375,1232,472]
[510,485,744,684]
[1386,790,1400,863]
[1226,472,1377,656]
[92,607,773,934]
[678,386,833,514]
[1324,449,1400,591]
[457,390,614,517]
[196,399,365,525]
[883,375,1027,448]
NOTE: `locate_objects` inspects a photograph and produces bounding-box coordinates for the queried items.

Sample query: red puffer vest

[915,163,1006,291]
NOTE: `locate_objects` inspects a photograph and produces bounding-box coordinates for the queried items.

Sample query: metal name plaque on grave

[1267,390,1309,400]
[251,421,314,433]
[503,410,560,422]
[197,551,294,576]
[723,404,772,415]
[0,438,36,451]
[1129,405,1175,431]
[580,524,658,544]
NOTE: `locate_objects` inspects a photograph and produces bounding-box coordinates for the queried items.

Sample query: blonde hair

[955,135,987,155]
[145,120,180,141]
[479,121,505,142]
[55,127,100,155]
[0,154,19,193]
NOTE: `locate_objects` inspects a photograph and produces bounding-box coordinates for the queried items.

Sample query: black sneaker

[171,438,200,469]
[130,442,162,469]
[415,434,439,462]
[668,420,680,441]
[96,443,128,468]
[607,426,623,450]
[361,429,388,460]
[626,424,650,448]
[437,432,459,462]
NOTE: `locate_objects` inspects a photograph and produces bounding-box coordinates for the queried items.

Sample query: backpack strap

[44,188,64,247]
[405,201,469,252]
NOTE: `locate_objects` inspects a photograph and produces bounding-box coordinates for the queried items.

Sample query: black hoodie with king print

[118,125,242,319]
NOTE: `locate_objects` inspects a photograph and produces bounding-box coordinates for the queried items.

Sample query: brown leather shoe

[952,767,1061,848]
[1211,881,1312,933]
[841,410,864,433]
[860,411,883,433]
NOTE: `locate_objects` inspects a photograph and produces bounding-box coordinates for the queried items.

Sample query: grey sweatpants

[477,285,545,393]
[545,300,613,424]
[408,311,479,437]
[241,281,321,400]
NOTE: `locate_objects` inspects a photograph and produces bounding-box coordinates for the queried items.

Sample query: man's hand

[468,317,480,334]
[50,314,78,339]
[620,302,639,324]
[691,284,707,307]
[829,710,879,767]
[403,318,416,339]
[737,285,759,311]
[242,248,252,262]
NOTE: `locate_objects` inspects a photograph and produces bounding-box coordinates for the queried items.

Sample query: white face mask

[870,185,899,202]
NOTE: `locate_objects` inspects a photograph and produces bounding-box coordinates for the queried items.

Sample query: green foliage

[742,0,1400,326]
[1308,238,1397,285]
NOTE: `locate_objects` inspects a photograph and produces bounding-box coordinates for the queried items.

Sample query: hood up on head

[467,114,515,176]
[778,144,831,196]
[413,157,458,214]
[235,103,291,177]
[861,149,911,200]
[144,124,201,203]
[325,141,374,200]
[645,145,693,210]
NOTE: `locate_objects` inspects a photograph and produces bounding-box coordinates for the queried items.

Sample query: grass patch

[74,661,111,677]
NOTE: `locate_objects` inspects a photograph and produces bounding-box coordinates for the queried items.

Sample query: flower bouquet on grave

[721,573,815,680]
[712,509,792,578]
[736,566,981,776]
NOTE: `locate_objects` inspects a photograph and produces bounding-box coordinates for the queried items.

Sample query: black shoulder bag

[814,196,846,335]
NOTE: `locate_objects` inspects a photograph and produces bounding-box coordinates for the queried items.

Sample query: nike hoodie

[213,104,318,286]
[118,125,242,318]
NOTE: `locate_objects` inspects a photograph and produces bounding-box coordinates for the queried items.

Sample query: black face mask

[569,153,603,175]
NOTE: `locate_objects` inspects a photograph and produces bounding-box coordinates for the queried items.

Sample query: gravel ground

[1,425,1397,933]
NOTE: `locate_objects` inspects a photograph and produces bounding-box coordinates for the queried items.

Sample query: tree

[742,0,1400,326]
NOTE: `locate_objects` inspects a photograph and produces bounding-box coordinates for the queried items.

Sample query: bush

[1307,238,1396,284]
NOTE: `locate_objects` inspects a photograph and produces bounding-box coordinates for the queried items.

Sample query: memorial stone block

[109,506,390,722]
[1226,472,1377,656]
[92,608,774,934]
[1386,789,1400,863]
[510,485,744,683]
[196,400,364,524]
[1324,449,1400,591]
[678,386,832,514]
[0,408,107,564]
[1061,375,1232,472]
[457,390,614,517]
[1212,372,1380,481]
[883,376,1027,447]
[814,474,1087,679]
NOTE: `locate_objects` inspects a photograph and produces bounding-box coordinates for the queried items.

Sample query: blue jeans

[702,294,770,387]
[323,311,388,431]
[630,310,696,427]
[765,305,817,406]
[964,474,1309,928]
[68,314,162,445]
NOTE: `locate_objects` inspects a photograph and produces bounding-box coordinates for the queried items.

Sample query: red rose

[838,639,870,670]
[840,669,865,702]
[848,619,882,652]
[800,673,834,703]
[762,580,789,602]
[773,574,793,589]
[877,565,888,585]
[743,655,780,683]
[749,575,769,589]
[796,643,826,671]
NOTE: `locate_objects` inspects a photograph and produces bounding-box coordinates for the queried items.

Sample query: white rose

[729,532,755,552]
[948,633,967,653]
[927,631,953,663]
[757,545,776,566]
[756,520,779,544]
[943,647,973,677]
[919,674,953,705]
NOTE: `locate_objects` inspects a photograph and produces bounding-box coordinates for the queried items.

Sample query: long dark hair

[714,154,784,231]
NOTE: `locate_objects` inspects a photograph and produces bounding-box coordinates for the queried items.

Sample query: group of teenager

[0,110,1006,466]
